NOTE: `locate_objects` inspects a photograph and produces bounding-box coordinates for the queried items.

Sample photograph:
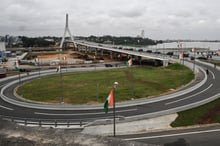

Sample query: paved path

[118,124,220,146]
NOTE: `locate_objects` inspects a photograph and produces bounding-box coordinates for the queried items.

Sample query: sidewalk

[82,114,178,136]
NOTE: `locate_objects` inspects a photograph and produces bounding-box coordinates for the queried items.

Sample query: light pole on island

[192,48,196,73]
[113,81,118,137]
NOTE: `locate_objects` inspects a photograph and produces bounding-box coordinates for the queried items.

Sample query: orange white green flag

[104,89,114,113]
[56,65,61,72]
[126,58,132,67]
[15,60,20,71]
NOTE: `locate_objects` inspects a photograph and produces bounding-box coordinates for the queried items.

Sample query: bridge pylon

[60,14,77,49]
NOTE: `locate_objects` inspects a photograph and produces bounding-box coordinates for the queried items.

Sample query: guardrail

[0,115,87,129]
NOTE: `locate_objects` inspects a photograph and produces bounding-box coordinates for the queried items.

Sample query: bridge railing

[0,115,88,129]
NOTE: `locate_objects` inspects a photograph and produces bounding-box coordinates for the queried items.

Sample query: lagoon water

[146,41,220,51]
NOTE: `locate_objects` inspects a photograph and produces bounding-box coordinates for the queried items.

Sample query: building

[0,42,6,58]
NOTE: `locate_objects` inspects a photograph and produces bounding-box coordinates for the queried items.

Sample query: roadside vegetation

[171,97,220,127]
[17,63,194,104]
[171,59,220,127]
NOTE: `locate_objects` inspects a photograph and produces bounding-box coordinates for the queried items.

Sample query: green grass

[17,63,194,104]
[171,98,220,127]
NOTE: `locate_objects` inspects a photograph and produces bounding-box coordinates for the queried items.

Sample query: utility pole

[60,66,64,104]
[113,82,118,137]
[192,48,196,73]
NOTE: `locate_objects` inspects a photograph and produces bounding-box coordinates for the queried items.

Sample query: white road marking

[165,84,213,105]
[0,105,14,111]
[124,128,220,141]
[209,70,215,79]
[34,108,137,116]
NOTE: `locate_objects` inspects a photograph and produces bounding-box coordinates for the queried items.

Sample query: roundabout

[0,60,220,129]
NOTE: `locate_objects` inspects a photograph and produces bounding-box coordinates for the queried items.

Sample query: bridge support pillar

[85,47,88,54]
[94,48,97,56]
[138,56,142,65]
[110,51,113,59]
[163,60,169,67]
[89,47,92,53]
[117,54,121,60]
[83,46,86,53]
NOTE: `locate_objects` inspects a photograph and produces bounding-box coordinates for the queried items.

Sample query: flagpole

[38,56,41,78]
[193,48,196,73]
[131,60,134,98]
[18,69,21,85]
[16,58,21,85]
[113,81,118,137]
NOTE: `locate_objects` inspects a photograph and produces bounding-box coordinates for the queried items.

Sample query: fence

[0,115,88,129]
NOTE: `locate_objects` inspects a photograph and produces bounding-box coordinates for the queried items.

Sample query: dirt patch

[37,51,81,61]
[0,119,156,146]
[195,105,220,124]
[124,70,167,91]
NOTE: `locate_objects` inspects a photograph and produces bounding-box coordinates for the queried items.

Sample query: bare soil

[0,119,157,146]
[196,104,220,124]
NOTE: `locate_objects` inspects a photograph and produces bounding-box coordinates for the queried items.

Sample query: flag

[178,41,182,48]
[126,58,132,67]
[179,53,184,59]
[56,65,61,72]
[35,57,39,62]
[15,60,20,71]
[104,89,114,113]
[35,57,39,66]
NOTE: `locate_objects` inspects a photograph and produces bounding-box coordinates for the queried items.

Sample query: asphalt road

[118,124,220,146]
[0,60,220,128]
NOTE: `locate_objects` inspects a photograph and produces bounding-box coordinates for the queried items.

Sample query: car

[138,49,143,52]
[154,51,161,54]
[105,64,113,67]
[146,50,152,53]
[166,52,174,56]
[197,56,207,60]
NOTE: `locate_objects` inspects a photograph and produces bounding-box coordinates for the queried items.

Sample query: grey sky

[0,0,220,39]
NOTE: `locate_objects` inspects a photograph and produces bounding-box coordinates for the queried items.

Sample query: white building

[0,42,6,51]
[0,42,6,58]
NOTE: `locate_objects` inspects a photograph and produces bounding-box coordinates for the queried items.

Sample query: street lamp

[38,56,41,78]
[192,48,196,73]
[60,67,64,104]
[124,40,127,46]
[113,81,118,137]
[113,82,118,89]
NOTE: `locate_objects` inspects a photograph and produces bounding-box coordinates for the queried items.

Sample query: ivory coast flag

[126,58,132,67]
[56,65,61,72]
[15,60,20,71]
[179,53,184,59]
[104,89,114,113]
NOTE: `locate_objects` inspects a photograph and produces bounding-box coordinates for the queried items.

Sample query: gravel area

[0,119,160,146]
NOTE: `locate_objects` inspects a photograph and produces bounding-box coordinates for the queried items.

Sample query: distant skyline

[0,0,220,40]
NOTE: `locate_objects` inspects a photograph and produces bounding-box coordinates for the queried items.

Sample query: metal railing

[0,115,88,129]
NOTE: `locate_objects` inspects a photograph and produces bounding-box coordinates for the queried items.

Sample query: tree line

[8,35,162,48]
[81,35,162,46]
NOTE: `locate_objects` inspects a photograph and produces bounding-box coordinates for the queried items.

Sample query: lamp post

[18,69,21,85]
[192,48,196,73]
[113,81,118,137]
[124,40,127,46]
[60,66,64,104]
[16,57,21,85]
[38,56,41,78]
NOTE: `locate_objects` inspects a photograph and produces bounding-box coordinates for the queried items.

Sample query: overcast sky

[0,0,220,40]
